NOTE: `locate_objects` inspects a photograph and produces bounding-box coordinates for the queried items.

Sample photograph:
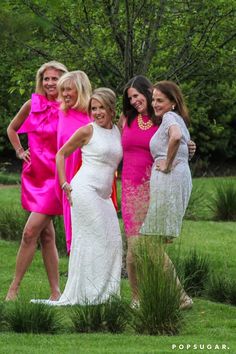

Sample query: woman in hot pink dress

[56,71,92,253]
[119,76,158,304]
[5,61,68,301]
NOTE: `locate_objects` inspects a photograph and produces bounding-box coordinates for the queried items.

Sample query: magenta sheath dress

[121,116,158,237]
[17,94,62,215]
[57,109,91,253]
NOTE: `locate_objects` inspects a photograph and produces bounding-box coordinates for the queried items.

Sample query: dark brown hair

[153,80,190,126]
[122,75,156,126]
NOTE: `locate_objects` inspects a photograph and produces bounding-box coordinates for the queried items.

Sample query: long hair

[35,61,68,95]
[122,75,156,126]
[153,80,190,126]
[88,87,116,118]
[57,71,92,112]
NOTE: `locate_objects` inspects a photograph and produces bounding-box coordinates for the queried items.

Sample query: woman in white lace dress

[140,81,193,309]
[35,88,123,306]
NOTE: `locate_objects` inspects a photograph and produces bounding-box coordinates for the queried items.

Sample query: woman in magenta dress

[120,75,196,306]
[5,61,68,301]
[56,71,92,253]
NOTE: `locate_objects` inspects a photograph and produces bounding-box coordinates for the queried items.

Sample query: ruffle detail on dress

[18,93,59,134]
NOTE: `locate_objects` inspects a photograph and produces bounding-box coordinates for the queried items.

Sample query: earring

[172,105,175,111]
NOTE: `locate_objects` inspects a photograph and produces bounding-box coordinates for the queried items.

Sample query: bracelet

[61,182,68,190]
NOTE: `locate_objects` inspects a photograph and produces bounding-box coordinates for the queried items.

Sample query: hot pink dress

[57,109,91,252]
[17,94,62,215]
[121,116,158,237]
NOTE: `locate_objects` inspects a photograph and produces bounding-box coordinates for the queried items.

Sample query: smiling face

[152,89,174,118]
[90,98,113,129]
[127,87,148,115]
[42,68,61,100]
[61,81,78,109]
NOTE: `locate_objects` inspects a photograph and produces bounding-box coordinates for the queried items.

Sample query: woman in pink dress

[56,71,92,253]
[120,75,195,306]
[5,61,68,301]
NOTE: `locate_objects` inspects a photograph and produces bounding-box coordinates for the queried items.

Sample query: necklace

[137,114,153,130]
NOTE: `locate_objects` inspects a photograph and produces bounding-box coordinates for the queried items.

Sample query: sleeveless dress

[17,94,62,215]
[121,116,158,237]
[51,122,123,305]
[140,112,192,237]
[57,109,91,252]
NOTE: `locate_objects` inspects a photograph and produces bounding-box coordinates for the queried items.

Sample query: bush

[70,296,129,333]
[0,207,27,241]
[132,237,183,335]
[181,249,210,297]
[6,300,63,334]
[185,185,209,221]
[53,216,67,256]
[210,179,236,221]
[0,302,7,331]
[207,275,236,306]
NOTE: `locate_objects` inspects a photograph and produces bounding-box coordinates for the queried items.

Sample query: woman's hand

[187,140,196,160]
[62,182,73,206]
[155,159,171,173]
[16,148,31,163]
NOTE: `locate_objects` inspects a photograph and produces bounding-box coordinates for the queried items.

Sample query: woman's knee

[22,225,38,246]
[40,225,55,246]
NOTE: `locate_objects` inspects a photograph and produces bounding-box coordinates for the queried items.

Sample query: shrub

[0,207,28,241]
[53,216,67,256]
[70,296,129,333]
[6,300,63,334]
[207,275,236,306]
[209,179,236,221]
[181,249,210,297]
[185,185,209,221]
[0,302,7,331]
[132,236,183,335]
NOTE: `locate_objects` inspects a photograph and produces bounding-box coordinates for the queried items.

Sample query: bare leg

[40,221,60,300]
[126,236,139,302]
[5,212,52,301]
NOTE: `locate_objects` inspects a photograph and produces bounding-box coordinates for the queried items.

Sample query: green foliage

[0,302,7,331]
[181,249,210,297]
[207,275,236,306]
[0,207,28,241]
[185,184,209,220]
[0,1,236,163]
[70,296,129,333]
[6,300,63,334]
[53,216,67,256]
[0,172,20,185]
[209,179,236,221]
[133,236,183,335]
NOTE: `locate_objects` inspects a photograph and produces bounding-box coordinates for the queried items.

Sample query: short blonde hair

[57,71,92,112]
[88,88,116,117]
[35,61,68,95]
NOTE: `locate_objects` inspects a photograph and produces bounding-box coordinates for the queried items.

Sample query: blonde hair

[57,70,92,112]
[35,61,68,95]
[88,88,116,117]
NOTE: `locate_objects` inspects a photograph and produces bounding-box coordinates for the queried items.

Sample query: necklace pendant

[137,114,153,130]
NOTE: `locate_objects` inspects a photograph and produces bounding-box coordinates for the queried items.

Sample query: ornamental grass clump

[207,275,236,306]
[0,207,27,241]
[132,236,183,335]
[70,296,129,333]
[209,179,236,221]
[182,249,210,297]
[185,185,209,221]
[6,300,63,334]
[0,302,7,331]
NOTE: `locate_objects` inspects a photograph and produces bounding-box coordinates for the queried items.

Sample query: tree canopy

[1,0,236,165]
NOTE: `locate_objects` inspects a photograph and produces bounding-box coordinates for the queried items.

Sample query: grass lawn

[0,179,236,353]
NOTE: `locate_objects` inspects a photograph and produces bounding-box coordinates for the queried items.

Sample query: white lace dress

[140,112,192,238]
[41,123,123,306]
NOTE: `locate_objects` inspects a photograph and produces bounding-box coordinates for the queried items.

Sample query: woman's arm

[156,125,182,173]
[56,124,93,206]
[7,100,31,163]
[117,113,126,133]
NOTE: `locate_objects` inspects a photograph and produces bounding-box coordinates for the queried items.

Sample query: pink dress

[57,109,91,252]
[17,94,62,215]
[121,116,158,237]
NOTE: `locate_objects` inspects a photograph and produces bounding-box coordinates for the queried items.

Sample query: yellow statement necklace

[137,113,153,130]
